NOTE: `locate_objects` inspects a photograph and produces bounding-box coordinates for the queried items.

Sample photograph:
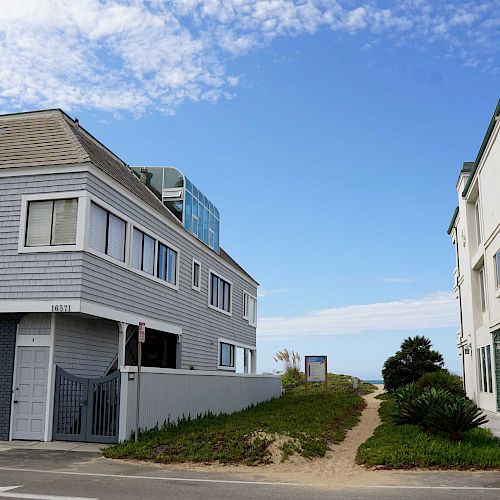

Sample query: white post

[117,322,128,369]
[251,350,257,374]
[243,349,249,374]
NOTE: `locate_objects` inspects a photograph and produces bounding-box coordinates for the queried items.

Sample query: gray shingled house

[0,109,280,444]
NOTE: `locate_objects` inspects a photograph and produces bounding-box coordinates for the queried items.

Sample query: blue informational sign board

[305,355,328,383]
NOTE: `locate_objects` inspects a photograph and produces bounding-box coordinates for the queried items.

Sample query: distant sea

[364,379,384,384]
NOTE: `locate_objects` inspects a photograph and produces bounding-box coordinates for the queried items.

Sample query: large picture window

[158,243,178,285]
[209,272,231,313]
[25,199,78,247]
[88,202,126,262]
[132,228,155,275]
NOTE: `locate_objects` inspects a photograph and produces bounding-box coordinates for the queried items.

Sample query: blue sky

[1,1,500,378]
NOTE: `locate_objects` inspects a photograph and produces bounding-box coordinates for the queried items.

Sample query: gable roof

[0,109,257,284]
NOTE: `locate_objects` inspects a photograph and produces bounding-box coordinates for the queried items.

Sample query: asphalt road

[1,449,500,500]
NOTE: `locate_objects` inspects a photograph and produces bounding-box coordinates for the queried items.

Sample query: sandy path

[154,384,396,487]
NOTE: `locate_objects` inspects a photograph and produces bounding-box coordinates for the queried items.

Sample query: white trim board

[79,300,182,336]
[0,299,182,336]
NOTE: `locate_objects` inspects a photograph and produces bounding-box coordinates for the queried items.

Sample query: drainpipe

[454,226,467,394]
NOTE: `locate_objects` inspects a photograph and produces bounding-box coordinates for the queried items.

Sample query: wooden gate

[52,367,120,443]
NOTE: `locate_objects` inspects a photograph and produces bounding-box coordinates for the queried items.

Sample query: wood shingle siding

[1,109,257,372]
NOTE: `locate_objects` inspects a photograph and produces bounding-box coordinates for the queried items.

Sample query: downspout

[454,226,466,394]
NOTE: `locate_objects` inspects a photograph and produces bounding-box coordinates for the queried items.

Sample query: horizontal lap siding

[0,172,86,300]
[83,173,257,371]
[53,314,118,378]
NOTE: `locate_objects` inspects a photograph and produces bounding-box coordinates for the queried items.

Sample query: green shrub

[416,370,464,397]
[395,386,452,428]
[426,396,489,441]
[382,336,444,392]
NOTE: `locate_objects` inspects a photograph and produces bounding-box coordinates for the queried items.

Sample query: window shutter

[131,228,143,270]
[89,203,107,253]
[107,213,126,261]
[143,234,155,275]
[51,199,78,245]
[25,200,53,247]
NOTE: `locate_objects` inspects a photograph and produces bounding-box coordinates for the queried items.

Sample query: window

[219,342,235,368]
[476,348,483,392]
[209,272,231,313]
[192,259,201,291]
[495,251,500,288]
[88,202,126,262]
[475,201,482,246]
[479,267,486,312]
[25,199,78,247]
[158,243,177,285]
[486,345,493,393]
[132,228,155,275]
[243,292,257,326]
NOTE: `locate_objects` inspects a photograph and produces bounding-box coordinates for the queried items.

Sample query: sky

[1,0,500,378]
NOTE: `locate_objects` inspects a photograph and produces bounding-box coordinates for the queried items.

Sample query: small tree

[382,336,444,392]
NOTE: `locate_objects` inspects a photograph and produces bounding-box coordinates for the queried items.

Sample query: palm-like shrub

[426,397,488,441]
[394,386,452,427]
[416,370,464,397]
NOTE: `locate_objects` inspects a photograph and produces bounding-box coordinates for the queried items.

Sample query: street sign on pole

[135,322,145,443]
[138,322,146,343]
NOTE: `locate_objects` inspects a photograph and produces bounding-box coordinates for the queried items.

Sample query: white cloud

[0,1,498,114]
[258,291,458,339]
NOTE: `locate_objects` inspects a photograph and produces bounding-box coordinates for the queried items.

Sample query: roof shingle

[0,109,256,284]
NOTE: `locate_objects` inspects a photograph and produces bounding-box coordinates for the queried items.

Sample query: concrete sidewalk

[482,410,500,437]
[0,440,109,453]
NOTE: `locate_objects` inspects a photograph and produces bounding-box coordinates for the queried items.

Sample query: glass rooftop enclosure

[131,166,220,253]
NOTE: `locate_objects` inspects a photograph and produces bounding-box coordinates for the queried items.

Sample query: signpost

[305,355,328,392]
[135,322,146,443]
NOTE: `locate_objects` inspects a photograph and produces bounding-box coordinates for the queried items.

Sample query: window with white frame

[192,259,201,291]
[132,228,155,275]
[209,271,231,313]
[475,201,482,246]
[25,199,78,247]
[495,250,500,289]
[219,342,235,368]
[243,292,257,325]
[88,202,126,262]
[479,266,486,313]
[158,242,177,285]
[478,345,493,393]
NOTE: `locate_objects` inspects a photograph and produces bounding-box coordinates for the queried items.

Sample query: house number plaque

[51,304,71,312]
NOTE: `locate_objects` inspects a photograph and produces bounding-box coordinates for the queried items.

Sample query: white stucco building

[448,99,500,415]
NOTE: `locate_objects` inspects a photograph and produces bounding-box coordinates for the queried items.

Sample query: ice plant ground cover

[357,395,500,470]
[104,374,375,465]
